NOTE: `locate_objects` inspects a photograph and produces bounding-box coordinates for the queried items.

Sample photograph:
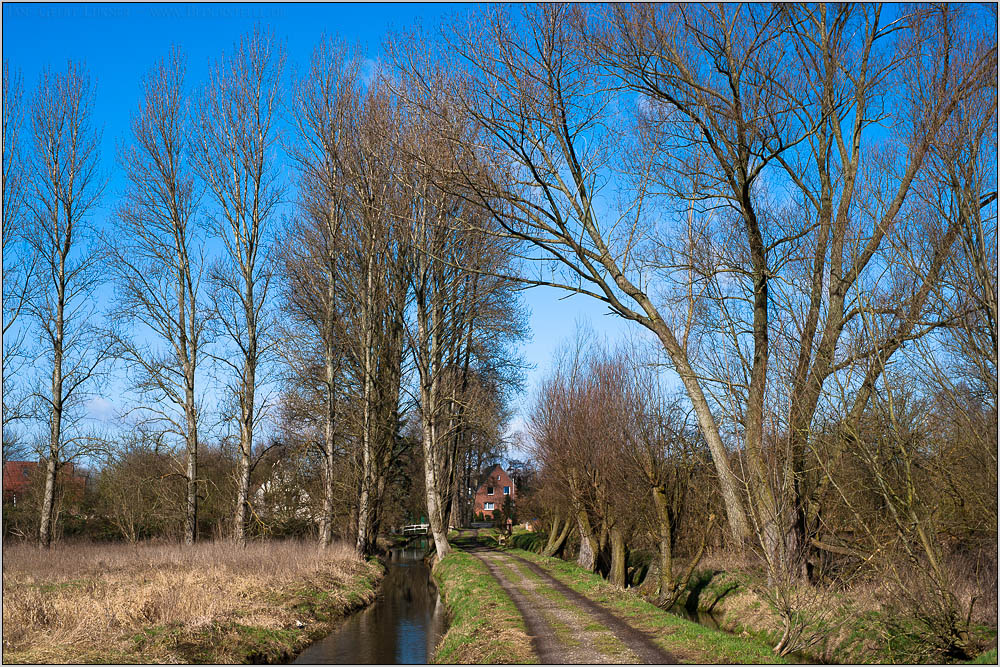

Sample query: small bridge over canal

[401,523,431,536]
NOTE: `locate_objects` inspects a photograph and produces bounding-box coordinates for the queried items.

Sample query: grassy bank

[675,563,998,664]
[509,548,786,664]
[431,550,536,664]
[2,539,383,664]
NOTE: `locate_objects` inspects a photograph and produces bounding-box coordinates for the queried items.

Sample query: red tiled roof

[3,461,36,494]
[477,464,507,491]
[3,461,83,497]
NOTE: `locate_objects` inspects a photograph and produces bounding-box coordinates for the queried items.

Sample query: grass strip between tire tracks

[509,548,787,665]
[432,550,537,664]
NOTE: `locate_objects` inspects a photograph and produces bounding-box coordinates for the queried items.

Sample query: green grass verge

[967,647,997,664]
[509,549,786,664]
[432,550,537,664]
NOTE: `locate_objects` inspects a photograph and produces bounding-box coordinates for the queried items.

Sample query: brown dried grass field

[1,539,384,664]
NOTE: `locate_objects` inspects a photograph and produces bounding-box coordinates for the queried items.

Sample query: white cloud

[86,396,117,422]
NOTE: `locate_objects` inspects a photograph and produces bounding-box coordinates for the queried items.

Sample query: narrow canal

[292,542,446,664]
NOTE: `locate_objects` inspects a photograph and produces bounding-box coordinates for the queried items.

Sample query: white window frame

[503,486,510,495]
[484,502,494,511]
[487,486,494,495]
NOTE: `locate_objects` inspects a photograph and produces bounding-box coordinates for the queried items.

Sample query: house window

[487,486,494,495]
[484,502,494,511]
[503,486,510,495]
[497,474,501,481]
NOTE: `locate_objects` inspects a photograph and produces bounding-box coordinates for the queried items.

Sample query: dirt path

[467,545,676,664]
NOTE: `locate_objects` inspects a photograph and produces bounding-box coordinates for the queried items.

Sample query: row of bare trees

[3,26,526,554]
[3,14,994,642]
[279,36,526,558]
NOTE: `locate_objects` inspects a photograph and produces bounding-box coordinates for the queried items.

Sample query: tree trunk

[184,387,198,546]
[651,323,750,543]
[321,263,339,548]
[38,454,58,548]
[424,431,451,561]
[39,313,64,549]
[608,524,627,588]
[180,254,199,547]
[543,515,573,558]
[320,445,336,547]
[185,439,197,545]
[576,508,597,571]
[356,486,374,554]
[652,484,675,605]
[640,559,661,596]
[234,440,251,546]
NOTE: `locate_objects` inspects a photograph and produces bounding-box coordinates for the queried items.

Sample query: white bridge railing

[402,523,430,535]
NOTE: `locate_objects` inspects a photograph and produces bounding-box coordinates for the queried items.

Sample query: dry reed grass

[685,547,997,662]
[2,539,382,664]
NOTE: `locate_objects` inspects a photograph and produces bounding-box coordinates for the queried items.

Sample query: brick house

[2,461,86,505]
[473,464,515,519]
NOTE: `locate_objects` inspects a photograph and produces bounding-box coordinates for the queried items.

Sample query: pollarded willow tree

[193,27,285,546]
[106,47,207,545]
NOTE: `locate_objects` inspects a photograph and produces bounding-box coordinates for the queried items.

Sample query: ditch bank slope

[2,540,383,664]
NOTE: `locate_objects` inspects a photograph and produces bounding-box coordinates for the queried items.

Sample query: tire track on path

[467,544,677,664]
[506,551,677,664]
[470,549,571,663]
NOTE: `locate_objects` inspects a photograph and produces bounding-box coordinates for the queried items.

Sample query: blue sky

[3,2,639,449]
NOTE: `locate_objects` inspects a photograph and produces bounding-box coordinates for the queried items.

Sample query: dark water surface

[291,544,446,664]
[669,605,723,630]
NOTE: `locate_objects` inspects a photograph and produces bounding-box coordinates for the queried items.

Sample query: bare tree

[384,43,527,559]
[22,62,108,548]
[3,60,34,462]
[193,27,285,546]
[341,86,410,558]
[402,141,522,560]
[281,37,359,548]
[282,39,411,554]
[105,47,206,545]
[396,5,752,542]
